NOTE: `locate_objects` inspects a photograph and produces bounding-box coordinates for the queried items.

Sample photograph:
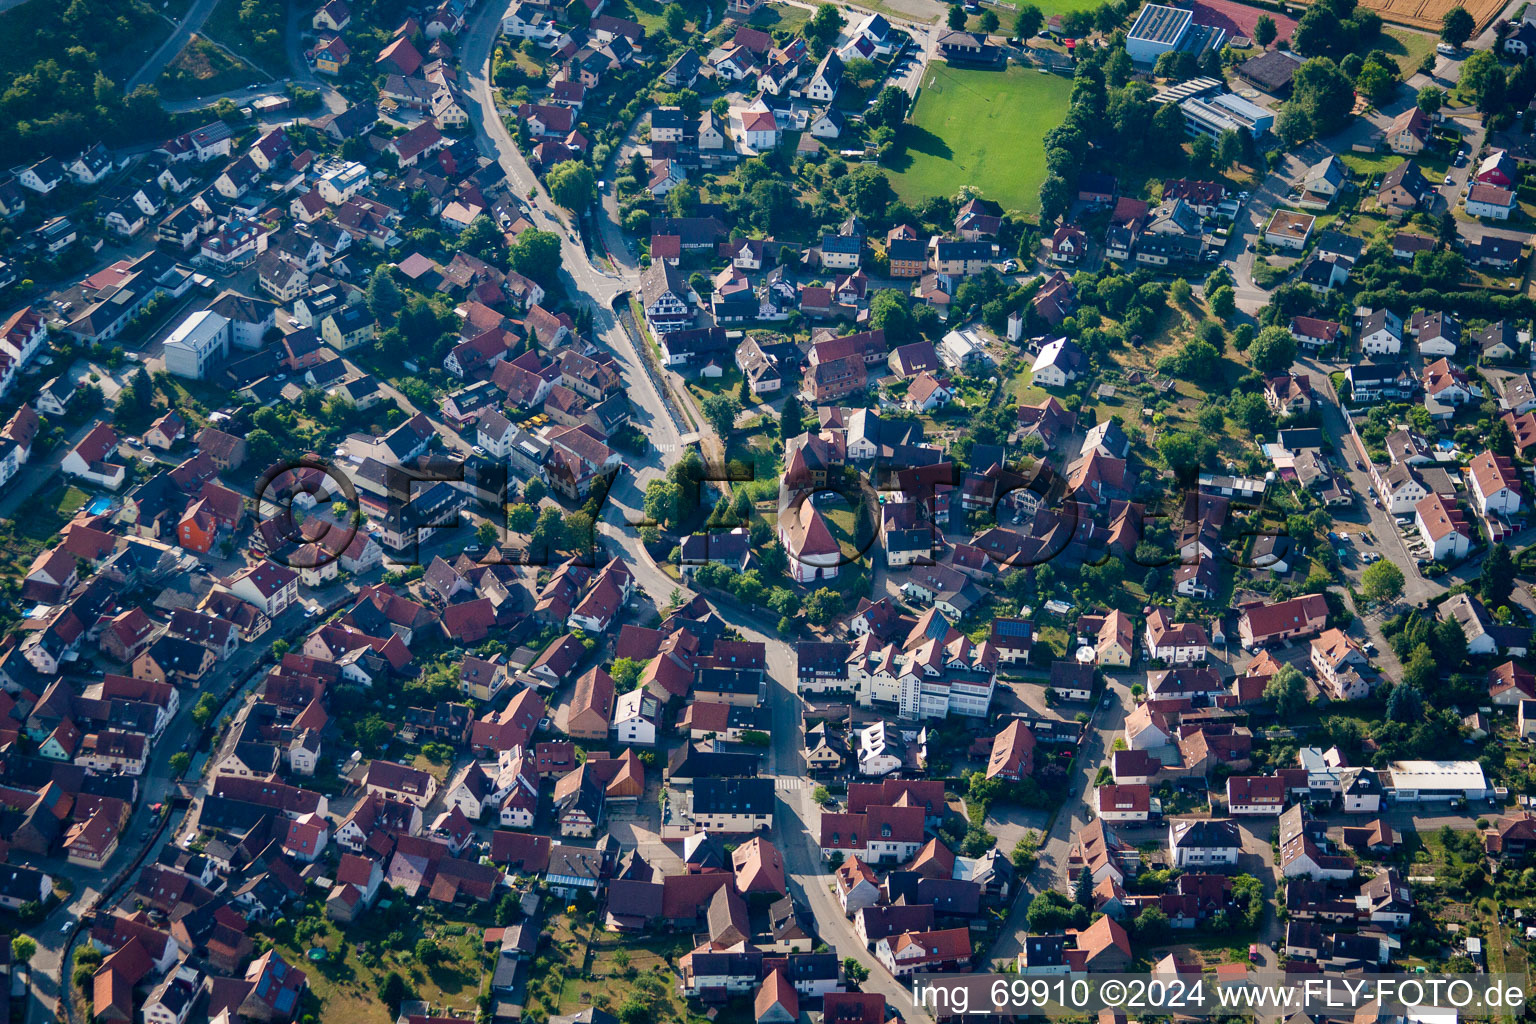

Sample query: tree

[1135,906,1171,942]
[979,8,999,32]
[840,165,897,220]
[10,936,35,966]
[805,588,845,626]
[808,2,844,46]
[812,785,832,804]
[947,3,967,29]
[510,229,562,286]
[507,503,536,532]
[1217,129,1243,172]
[1386,681,1424,722]
[547,160,596,210]
[1291,57,1355,137]
[666,180,700,218]
[1265,664,1308,717]
[702,393,740,438]
[1249,325,1298,373]
[1479,66,1507,114]
[843,957,870,983]
[1361,559,1406,603]
[169,752,191,774]
[663,2,687,36]
[1254,13,1277,45]
[367,265,403,320]
[1442,5,1473,45]
[1209,285,1236,320]
[1355,58,1399,105]
[1227,392,1274,434]
[476,520,501,549]
[1027,890,1084,932]
[1401,642,1438,693]
[1014,3,1043,39]
[1277,102,1314,144]
[1038,174,1072,226]
[644,480,685,528]
[1149,102,1190,161]
[1189,133,1216,173]
[1482,542,1516,605]
[866,86,909,129]
[780,395,804,441]
[191,693,219,728]
[1460,49,1500,100]
[611,657,644,693]
[1073,868,1093,907]
[870,289,916,341]
[1417,85,1446,114]
[531,506,567,553]
[1157,430,1215,480]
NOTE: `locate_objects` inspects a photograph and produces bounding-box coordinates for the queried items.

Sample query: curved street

[461,2,930,1014]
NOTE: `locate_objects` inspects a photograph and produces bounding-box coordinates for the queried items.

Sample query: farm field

[887,63,1072,217]
[1294,0,1501,32]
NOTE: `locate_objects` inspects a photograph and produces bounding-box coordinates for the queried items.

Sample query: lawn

[1380,26,1436,76]
[57,486,89,517]
[156,35,261,101]
[1024,0,1106,15]
[886,63,1073,218]
[1340,150,1407,177]
[748,2,810,35]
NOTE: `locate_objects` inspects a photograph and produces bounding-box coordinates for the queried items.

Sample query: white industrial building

[1383,760,1488,802]
[161,309,232,380]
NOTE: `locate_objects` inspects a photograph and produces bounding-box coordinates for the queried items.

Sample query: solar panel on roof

[994,620,1031,638]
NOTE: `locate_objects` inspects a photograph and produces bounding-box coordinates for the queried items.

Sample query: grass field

[1380,25,1437,75]
[1027,0,1110,14]
[156,35,260,100]
[887,63,1072,217]
[748,2,811,34]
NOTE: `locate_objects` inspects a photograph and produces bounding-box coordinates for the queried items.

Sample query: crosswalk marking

[774,777,807,790]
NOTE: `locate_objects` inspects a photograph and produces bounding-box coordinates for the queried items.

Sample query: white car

[1436,42,1457,56]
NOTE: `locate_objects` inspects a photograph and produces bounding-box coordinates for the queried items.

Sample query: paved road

[986,676,1124,965]
[282,4,348,116]
[461,0,684,462]
[597,504,930,1021]
[23,595,323,1024]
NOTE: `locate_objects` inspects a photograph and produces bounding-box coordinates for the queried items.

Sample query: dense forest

[0,0,175,159]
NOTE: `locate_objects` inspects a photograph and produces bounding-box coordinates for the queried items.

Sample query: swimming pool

[85,496,114,515]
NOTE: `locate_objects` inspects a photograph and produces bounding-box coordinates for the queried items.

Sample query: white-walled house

[1358,308,1403,355]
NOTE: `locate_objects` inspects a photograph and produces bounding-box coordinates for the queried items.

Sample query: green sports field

[887,63,1072,218]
